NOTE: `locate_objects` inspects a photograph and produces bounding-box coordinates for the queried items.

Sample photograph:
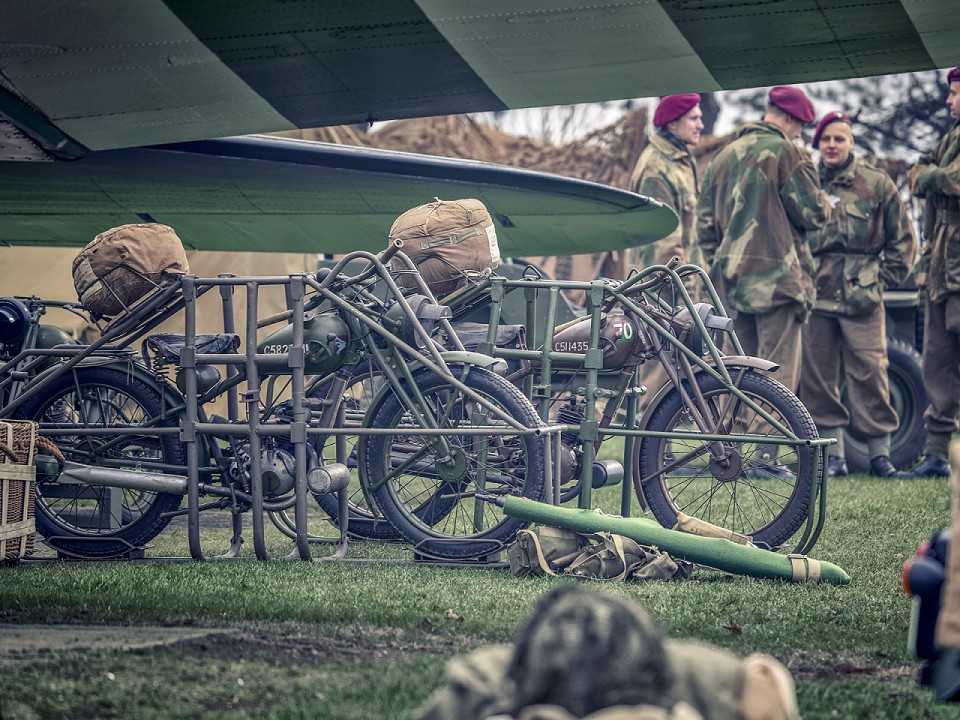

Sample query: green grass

[2,475,960,719]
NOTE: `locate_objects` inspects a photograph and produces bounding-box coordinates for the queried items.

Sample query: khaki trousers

[733,303,804,393]
[923,297,960,436]
[798,306,898,437]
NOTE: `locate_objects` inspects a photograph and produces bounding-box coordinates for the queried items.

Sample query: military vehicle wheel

[843,338,927,473]
[636,370,816,549]
[14,366,183,557]
[363,366,545,559]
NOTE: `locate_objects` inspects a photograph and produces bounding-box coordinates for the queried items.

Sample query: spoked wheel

[635,370,816,549]
[14,366,184,557]
[268,371,400,541]
[363,366,545,559]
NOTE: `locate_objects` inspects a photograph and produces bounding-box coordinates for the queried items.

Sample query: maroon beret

[949,67,960,84]
[812,111,852,148]
[653,93,701,128]
[768,85,816,125]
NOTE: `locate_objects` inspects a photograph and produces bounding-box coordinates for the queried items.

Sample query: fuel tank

[258,311,351,375]
[34,324,77,370]
[549,311,646,369]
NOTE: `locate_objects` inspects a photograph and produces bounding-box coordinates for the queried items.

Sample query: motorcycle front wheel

[362,366,546,559]
[635,370,816,549]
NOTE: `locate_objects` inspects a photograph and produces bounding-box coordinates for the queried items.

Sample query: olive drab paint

[257,311,351,375]
[550,311,645,369]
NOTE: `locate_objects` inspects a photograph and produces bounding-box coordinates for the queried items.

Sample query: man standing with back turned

[698,86,830,473]
[909,67,960,478]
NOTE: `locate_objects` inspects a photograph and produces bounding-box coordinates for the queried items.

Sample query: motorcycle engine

[228,441,296,498]
[555,401,585,486]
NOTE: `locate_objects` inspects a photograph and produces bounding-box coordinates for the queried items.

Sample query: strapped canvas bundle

[508,525,693,582]
[389,198,501,299]
[73,223,190,318]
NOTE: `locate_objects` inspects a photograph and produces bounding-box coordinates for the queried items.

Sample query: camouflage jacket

[911,121,960,302]
[628,131,703,272]
[416,641,797,720]
[697,122,830,314]
[811,156,916,316]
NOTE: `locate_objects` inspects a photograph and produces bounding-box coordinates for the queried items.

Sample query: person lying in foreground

[417,585,798,720]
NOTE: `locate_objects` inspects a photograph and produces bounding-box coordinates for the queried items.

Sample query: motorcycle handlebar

[255,243,402,329]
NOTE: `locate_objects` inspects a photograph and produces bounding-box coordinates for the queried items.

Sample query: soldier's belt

[812,248,881,257]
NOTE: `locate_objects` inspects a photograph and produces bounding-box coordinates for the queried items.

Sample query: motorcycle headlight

[382,295,451,349]
[0,297,30,346]
[672,303,733,356]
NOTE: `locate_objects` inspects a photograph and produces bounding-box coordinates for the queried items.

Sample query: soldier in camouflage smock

[629,94,704,404]
[798,113,916,478]
[697,86,830,398]
[909,67,960,478]
[417,586,799,720]
[628,93,704,274]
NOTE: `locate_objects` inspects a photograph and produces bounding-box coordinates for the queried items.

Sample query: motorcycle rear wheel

[15,366,184,557]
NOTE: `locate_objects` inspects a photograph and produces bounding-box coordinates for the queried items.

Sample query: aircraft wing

[1,1,957,160]
[0,135,677,256]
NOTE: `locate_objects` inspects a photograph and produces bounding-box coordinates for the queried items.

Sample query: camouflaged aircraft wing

[0,135,678,255]
[0,1,958,161]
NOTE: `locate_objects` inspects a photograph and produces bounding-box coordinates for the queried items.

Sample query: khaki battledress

[798,156,915,458]
[911,121,960,458]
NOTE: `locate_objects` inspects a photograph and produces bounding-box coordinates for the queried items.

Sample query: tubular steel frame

[2,247,831,561]
[1,242,564,563]
[458,260,832,555]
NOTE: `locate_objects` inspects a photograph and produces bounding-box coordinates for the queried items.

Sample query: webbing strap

[418,226,484,249]
[673,511,753,546]
[788,554,822,582]
[566,532,630,582]
[517,529,558,576]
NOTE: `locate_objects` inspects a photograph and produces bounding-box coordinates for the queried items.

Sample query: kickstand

[218,511,244,559]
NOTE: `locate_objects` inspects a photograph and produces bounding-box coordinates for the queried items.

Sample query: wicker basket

[0,420,38,563]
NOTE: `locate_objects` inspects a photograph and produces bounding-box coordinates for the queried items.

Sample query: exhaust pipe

[57,461,350,499]
[59,461,188,495]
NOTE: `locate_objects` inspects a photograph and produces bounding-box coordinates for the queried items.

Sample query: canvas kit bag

[508,525,693,582]
[72,223,190,318]
[389,198,501,299]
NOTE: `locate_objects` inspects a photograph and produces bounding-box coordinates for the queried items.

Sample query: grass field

[2,473,960,719]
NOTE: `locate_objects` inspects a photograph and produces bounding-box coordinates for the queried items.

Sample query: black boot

[745,461,795,482]
[912,454,951,478]
[934,648,960,703]
[869,455,910,479]
[825,455,848,478]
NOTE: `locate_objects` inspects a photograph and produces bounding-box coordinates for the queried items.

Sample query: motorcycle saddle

[142,332,240,365]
